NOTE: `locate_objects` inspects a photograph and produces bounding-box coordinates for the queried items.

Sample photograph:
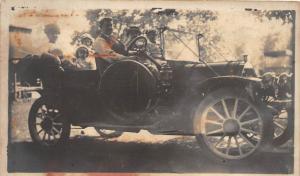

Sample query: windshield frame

[158,27,220,76]
[158,27,202,62]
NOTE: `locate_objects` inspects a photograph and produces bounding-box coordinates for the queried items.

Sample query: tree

[248,10,295,72]
[72,9,220,61]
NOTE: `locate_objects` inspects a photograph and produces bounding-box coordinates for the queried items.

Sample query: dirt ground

[7,99,294,173]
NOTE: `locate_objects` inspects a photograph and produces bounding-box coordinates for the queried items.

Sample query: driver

[145,29,163,59]
[93,18,128,62]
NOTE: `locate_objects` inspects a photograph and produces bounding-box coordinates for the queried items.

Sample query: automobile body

[22,26,286,163]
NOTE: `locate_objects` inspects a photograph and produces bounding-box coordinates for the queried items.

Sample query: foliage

[248,10,295,24]
[248,10,295,52]
[71,9,220,61]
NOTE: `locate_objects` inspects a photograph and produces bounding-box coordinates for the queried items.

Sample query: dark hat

[146,29,156,35]
[98,17,112,27]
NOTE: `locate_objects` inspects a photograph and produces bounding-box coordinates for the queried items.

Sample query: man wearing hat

[44,23,61,44]
[145,29,163,59]
[93,17,128,62]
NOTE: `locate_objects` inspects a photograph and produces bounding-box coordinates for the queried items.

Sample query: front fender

[195,76,262,101]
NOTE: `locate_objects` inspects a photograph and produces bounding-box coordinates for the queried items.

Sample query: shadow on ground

[8,136,293,174]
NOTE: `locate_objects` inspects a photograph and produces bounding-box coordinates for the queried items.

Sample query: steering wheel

[126,36,162,69]
[126,36,148,54]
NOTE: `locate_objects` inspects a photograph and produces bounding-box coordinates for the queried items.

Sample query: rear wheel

[28,97,70,148]
[193,88,272,163]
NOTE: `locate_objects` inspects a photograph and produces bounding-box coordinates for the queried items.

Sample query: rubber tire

[94,127,123,138]
[193,88,273,164]
[28,97,71,149]
[273,107,294,146]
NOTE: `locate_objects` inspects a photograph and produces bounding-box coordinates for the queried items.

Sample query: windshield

[164,30,199,61]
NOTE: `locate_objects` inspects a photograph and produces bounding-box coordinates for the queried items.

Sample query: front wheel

[28,97,70,148]
[273,108,294,146]
[193,88,273,163]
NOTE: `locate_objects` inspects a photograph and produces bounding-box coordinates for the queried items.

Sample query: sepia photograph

[1,0,299,175]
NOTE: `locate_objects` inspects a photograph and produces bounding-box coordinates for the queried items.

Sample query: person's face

[148,33,156,43]
[47,32,59,43]
[101,21,113,35]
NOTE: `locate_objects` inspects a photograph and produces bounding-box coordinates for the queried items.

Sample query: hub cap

[223,119,240,136]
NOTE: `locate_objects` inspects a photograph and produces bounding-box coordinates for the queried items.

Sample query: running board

[74,122,190,135]
[75,122,154,132]
[148,129,193,135]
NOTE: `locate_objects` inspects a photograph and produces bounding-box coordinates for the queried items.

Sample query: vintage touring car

[16,26,294,163]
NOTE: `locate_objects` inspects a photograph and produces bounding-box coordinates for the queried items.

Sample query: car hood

[167,60,245,77]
